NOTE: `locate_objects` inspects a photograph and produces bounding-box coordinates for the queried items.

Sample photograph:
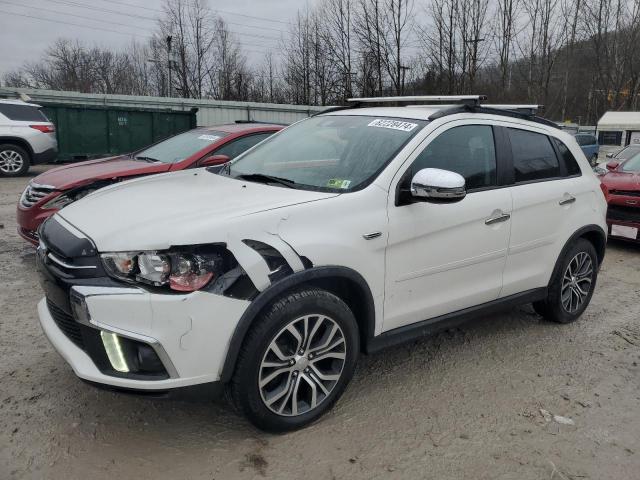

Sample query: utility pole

[166,35,173,98]
[399,66,410,95]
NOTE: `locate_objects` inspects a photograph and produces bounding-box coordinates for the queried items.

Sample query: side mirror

[411,168,466,202]
[199,154,230,167]
[606,161,620,171]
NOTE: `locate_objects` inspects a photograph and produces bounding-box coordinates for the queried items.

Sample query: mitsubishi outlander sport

[35,96,607,432]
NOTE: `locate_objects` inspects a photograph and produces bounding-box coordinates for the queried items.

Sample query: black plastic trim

[366,287,548,353]
[429,105,559,129]
[33,147,57,164]
[80,379,224,400]
[40,217,97,258]
[219,265,376,382]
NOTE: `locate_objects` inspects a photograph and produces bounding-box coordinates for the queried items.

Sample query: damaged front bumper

[38,284,250,391]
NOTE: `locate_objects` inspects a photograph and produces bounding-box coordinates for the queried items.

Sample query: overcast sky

[0,0,317,77]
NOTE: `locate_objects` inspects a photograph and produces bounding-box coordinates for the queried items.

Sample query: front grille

[607,205,640,223]
[21,183,56,208]
[610,189,640,197]
[47,298,84,349]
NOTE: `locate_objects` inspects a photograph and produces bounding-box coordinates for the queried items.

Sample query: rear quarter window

[552,138,582,176]
[0,103,49,122]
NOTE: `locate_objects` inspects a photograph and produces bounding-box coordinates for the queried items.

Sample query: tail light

[30,124,55,133]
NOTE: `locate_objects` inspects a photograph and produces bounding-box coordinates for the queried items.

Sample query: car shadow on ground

[50,302,550,439]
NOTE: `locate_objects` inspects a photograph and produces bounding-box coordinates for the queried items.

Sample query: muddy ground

[1,166,639,479]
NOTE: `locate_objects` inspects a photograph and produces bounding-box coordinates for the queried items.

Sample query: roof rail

[483,104,544,115]
[428,104,558,129]
[347,95,487,106]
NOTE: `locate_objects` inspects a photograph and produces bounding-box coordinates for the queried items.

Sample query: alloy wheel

[0,149,24,173]
[561,251,593,313]
[258,314,347,416]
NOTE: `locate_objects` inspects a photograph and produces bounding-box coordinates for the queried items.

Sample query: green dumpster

[40,104,197,162]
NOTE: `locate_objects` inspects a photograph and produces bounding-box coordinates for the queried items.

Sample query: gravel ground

[1,165,639,480]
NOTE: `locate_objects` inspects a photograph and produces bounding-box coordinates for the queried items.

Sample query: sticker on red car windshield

[367,119,418,132]
[197,134,221,142]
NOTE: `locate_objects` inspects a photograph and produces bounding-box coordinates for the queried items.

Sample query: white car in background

[0,99,57,176]
[35,96,607,432]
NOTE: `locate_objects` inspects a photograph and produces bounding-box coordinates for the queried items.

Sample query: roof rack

[428,104,558,129]
[347,95,487,106]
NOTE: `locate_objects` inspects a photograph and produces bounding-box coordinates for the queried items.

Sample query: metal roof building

[0,87,323,126]
[596,111,640,155]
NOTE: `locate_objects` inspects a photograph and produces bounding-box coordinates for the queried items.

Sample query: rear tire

[0,144,30,176]
[533,238,598,323]
[229,288,359,432]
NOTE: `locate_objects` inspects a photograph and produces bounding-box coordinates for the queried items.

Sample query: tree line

[3,0,640,124]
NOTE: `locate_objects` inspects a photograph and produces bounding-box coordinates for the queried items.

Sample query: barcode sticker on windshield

[197,134,221,142]
[367,119,418,132]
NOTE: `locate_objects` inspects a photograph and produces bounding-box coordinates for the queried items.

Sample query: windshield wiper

[134,156,161,163]
[235,173,297,189]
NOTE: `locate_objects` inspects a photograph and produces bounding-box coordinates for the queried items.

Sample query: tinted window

[575,134,596,146]
[508,128,560,182]
[410,125,497,190]
[0,103,49,121]
[598,131,622,146]
[553,138,581,176]
[215,132,273,160]
[135,129,228,163]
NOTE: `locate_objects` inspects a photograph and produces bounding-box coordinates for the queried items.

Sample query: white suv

[0,99,57,176]
[35,96,607,431]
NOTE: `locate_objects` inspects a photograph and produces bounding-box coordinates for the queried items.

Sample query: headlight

[101,246,227,292]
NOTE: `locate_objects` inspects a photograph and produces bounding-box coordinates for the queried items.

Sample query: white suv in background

[35,96,607,432]
[0,99,57,176]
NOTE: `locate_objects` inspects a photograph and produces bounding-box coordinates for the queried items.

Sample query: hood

[601,171,640,190]
[57,169,338,251]
[33,155,171,189]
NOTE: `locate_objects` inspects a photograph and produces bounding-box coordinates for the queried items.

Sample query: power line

[0,9,278,56]
[97,0,291,26]
[41,0,284,42]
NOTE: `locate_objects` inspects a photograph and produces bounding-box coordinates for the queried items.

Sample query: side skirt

[366,287,548,354]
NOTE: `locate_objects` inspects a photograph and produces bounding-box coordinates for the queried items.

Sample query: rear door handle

[485,211,511,225]
[559,194,576,206]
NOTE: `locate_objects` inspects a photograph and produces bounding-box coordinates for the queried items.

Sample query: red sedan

[17,122,282,244]
[600,154,640,242]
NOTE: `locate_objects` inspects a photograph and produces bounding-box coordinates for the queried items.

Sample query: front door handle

[485,210,511,225]
[559,194,576,206]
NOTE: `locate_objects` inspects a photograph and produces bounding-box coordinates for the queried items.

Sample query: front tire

[0,144,30,176]
[533,238,598,323]
[230,289,359,432]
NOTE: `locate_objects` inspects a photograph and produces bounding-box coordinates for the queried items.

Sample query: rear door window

[508,128,560,182]
[0,103,49,122]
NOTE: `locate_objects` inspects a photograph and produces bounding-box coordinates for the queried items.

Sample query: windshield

[135,129,228,164]
[621,154,640,172]
[616,145,640,160]
[228,115,426,191]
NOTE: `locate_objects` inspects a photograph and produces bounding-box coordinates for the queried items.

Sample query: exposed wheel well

[292,276,372,351]
[220,268,376,382]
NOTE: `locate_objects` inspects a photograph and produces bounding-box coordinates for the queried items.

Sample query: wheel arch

[550,224,607,283]
[219,265,376,383]
[0,137,34,158]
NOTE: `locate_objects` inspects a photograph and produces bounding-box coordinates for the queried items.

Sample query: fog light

[136,344,165,373]
[100,331,130,373]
